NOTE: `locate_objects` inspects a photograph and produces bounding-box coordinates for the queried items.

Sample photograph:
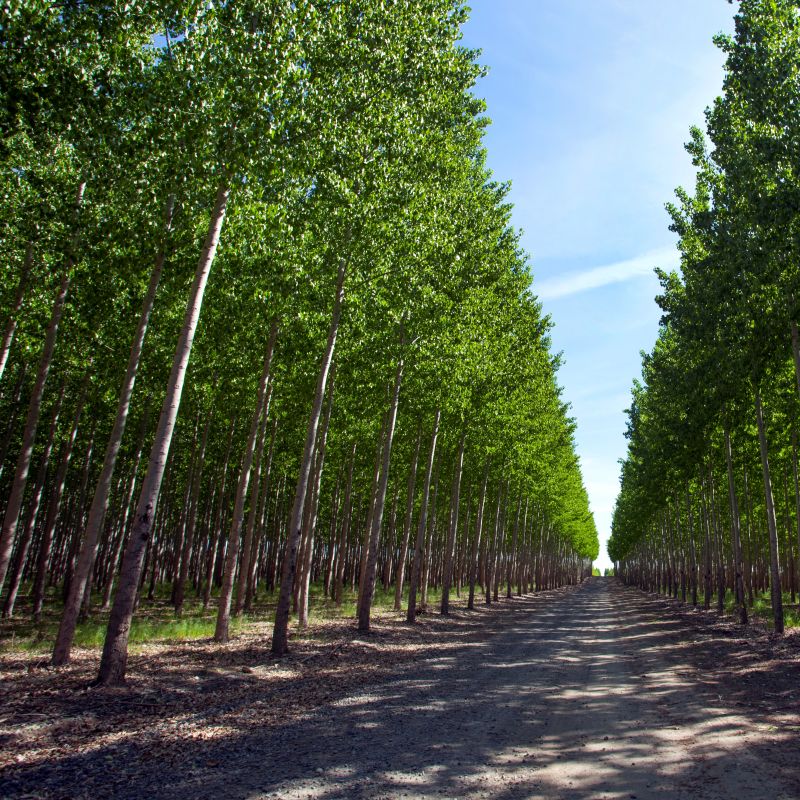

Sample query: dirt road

[232,578,800,800]
[3,578,799,799]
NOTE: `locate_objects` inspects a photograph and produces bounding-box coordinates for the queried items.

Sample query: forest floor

[1,577,799,799]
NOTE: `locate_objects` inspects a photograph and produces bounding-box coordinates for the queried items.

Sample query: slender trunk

[742,463,755,605]
[708,465,725,614]
[203,419,236,608]
[99,413,149,612]
[295,441,319,625]
[468,464,489,610]
[782,464,795,605]
[357,414,388,609]
[298,366,335,628]
[516,498,528,595]
[792,431,800,611]
[492,486,508,601]
[486,483,504,605]
[96,181,230,685]
[334,443,357,607]
[236,323,278,616]
[382,491,398,592]
[272,258,346,656]
[420,458,440,612]
[393,429,421,611]
[0,364,28,484]
[32,380,87,620]
[175,402,213,615]
[755,388,784,634]
[791,321,800,399]
[0,243,33,385]
[686,487,698,606]
[240,404,270,614]
[2,388,63,617]
[236,387,271,616]
[506,495,522,599]
[358,351,404,633]
[323,467,342,597]
[724,424,747,624]
[245,417,278,612]
[0,180,85,592]
[0,269,72,593]
[700,475,713,609]
[440,430,465,615]
[216,330,278,641]
[406,410,440,624]
[63,424,95,602]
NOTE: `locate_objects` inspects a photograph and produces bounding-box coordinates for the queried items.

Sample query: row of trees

[609,0,800,633]
[0,0,598,686]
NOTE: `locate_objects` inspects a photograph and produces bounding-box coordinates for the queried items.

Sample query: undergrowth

[0,580,458,654]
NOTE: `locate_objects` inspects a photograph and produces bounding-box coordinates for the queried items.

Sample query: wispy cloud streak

[535,247,678,301]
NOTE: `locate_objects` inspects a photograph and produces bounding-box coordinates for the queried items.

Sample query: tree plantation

[5,4,800,799]
[610,0,800,635]
[0,1,598,687]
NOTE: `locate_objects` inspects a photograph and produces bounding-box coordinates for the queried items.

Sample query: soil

[1,577,799,799]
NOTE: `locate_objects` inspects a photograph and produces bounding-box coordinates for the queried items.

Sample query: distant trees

[1,1,598,685]
[609,0,800,633]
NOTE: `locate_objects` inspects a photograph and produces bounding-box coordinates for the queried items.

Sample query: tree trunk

[334,443,357,607]
[2,388,63,617]
[236,388,271,616]
[96,181,230,685]
[53,198,173,662]
[323,469,342,598]
[486,483,504,605]
[298,366,335,628]
[358,351,404,633]
[708,465,725,614]
[724,424,747,624]
[406,410,440,624]
[0,179,85,592]
[175,404,213,615]
[0,268,72,594]
[63,424,96,602]
[272,258,346,656]
[792,430,800,612]
[440,430,465,615]
[790,321,800,400]
[32,378,87,620]
[245,417,278,612]
[203,419,236,608]
[468,464,489,610]
[0,364,28,484]
[356,413,388,610]
[700,475,713,610]
[506,495,521,599]
[99,413,149,612]
[393,429,421,611]
[215,328,278,642]
[686,487,698,606]
[516,498,528,595]
[420,457,440,613]
[755,388,784,634]
[0,243,33,386]
[742,463,755,605]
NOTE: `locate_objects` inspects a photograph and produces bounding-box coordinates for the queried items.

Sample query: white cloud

[535,246,678,301]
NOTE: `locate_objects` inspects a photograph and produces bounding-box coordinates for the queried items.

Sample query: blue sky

[461,1,736,569]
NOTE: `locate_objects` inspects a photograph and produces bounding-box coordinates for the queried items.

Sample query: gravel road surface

[4,578,798,799]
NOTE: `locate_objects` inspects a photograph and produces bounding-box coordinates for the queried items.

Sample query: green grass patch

[0,579,462,654]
